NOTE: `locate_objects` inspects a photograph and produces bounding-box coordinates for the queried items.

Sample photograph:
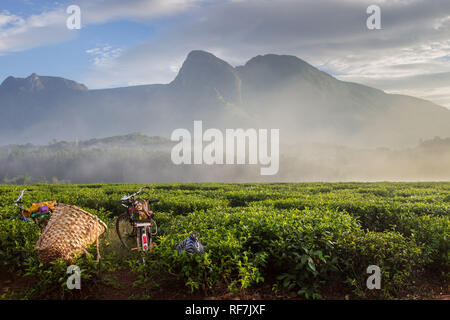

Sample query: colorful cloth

[23,201,56,218]
[133,199,152,220]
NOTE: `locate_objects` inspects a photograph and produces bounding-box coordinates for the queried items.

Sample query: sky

[1,0,450,108]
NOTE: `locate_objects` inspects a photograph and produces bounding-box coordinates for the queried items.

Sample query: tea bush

[146,207,360,295]
[336,231,425,298]
[0,182,448,299]
[0,219,40,267]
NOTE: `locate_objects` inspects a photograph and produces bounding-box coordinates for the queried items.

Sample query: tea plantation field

[0,182,448,299]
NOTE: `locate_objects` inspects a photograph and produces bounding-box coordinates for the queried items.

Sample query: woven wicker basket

[35,203,107,264]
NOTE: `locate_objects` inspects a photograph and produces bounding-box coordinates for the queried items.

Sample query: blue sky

[1,0,450,108]
[0,19,155,81]
[0,0,166,86]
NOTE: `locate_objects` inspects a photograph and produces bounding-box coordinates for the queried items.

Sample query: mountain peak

[25,73,45,92]
[170,50,242,104]
[185,50,218,61]
[0,74,88,93]
[237,53,325,79]
[1,76,17,87]
[173,50,235,82]
[236,53,333,93]
[246,53,308,63]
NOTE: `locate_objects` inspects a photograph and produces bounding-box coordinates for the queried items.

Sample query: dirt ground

[1,266,448,300]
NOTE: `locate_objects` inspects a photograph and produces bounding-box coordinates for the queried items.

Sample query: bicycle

[116,186,159,261]
[11,189,54,229]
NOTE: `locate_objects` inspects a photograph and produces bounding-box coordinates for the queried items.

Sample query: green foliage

[0,182,448,299]
[22,251,104,299]
[336,231,425,298]
[0,219,40,267]
[153,194,228,215]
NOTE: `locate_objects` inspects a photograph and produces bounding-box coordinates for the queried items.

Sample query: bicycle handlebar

[120,186,160,209]
[14,188,33,207]
[121,186,150,202]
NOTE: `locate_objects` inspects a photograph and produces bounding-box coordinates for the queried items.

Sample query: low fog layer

[1,133,449,183]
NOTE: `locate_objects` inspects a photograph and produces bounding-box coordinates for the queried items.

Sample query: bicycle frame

[135,221,152,251]
[116,186,159,262]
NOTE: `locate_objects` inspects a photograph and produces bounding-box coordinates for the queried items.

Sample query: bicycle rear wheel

[116,213,137,250]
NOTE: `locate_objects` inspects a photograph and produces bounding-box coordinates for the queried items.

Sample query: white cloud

[0,0,206,54]
[0,11,25,28]
[0,9,74,54]
[86,45,123,67]
[81,0,450,98]
[79,0,206,24]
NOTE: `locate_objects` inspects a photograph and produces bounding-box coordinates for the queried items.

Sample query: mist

[1,132,449,184]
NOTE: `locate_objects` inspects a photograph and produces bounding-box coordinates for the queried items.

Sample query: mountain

[170,50,242,105]
[0,73,88,94]
[236,54,450,146]
[1,50,450,147]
